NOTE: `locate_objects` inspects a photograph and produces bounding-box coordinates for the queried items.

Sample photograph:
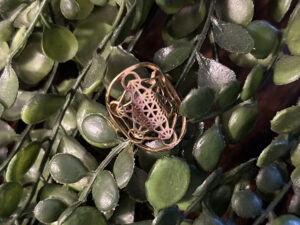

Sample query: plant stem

[175,0,216,89]
[252,181,292,225]
[184,168,223,217]
[0,125,33,173]
[79,141,130,202]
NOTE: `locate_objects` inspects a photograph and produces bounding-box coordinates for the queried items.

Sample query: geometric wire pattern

[106,62,186,152]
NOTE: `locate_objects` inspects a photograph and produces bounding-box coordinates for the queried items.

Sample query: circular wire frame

[105,62,186,152]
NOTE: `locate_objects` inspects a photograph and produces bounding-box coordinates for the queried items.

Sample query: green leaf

[241,65,264,101]
[70,0,94,20]
[82,54,107,95]
[212,18,254,54]
[81,114,118,148]
[287,18,300,54]
[193,206,224,225]
[215,81,241,109]
[131,0,152,29]
[269,0,292,22]
[0,182,23,218]
[92,170,120,212]
[231,189,263,218]
[13,2,39,28]
[145,157,190,211]
[42,24,78,62]
[6,141,42,182]
[167,1,206,38]
[257,134,290,167]
[272,215,300,225]
[273,55,300,85]
[125,167,147,202]
[155,0,184,14]
[74,22,111,65]
[113,144,135,189]
[110,193,135,224]
[38,183,77,206]
[0,64,18,108]
[193,125,225,172]
[223,102,258,143]
[49,153,89,184]
[179,87,215,119]
[292,167,300,188]
[34,199,67,224]
[0,41,9,71]
[111,1,136,46]
[90,0,107,6]
[21,94,65,124]
[3,90,37,121]
[10,26,26,54]
[58,135,98,171]
[60,0,80,20]
[13,35,54,85]
[61,206,108,225]
[0,120,17,147]
[271,105,300,134]
[291,142,300,167]
[197,56,236,91]
[210,184,233,216]
[215,0,254,26]
[152,206,183,225]
[256,164,284,193]
[153,41,193,72]
[247,20,278,59]
[0,19,13,42]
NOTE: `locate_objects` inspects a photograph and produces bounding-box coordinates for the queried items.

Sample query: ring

[105,62,186,152]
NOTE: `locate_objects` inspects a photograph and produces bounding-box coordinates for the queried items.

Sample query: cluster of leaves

[0,0,300,225]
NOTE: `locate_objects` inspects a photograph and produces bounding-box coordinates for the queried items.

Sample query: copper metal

[105,62,186,152]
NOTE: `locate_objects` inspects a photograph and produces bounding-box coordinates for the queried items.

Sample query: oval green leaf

[215,0,254,26]
[247,20,278,59]
[180,87,215,119]
[49,153,89,184]
[58,135,98,171]
[81,113,118,148]
[273,55,300,85]
[241,65,264,101]
[21,94,65,124]
[271,105,300,134]
[60,0,80,20]
[74,22,111,65]
[0,120,17,147]
[155,0,184,14]
[113,145,135,189]
[256,163,284,193]
[13,35,54,85]
[61,206,108,225]
[0,64,18,108]
[215,81,241,109]
[193,125,225,172]
[0,182,23,218]
[269,0,292,22]
[38,183,77,205]
[167,1,206,38]
[212,18,254,54]
[6,141,42,182]
[153,206,183,225]
[257,134,290,167]
[42,24,78,62]
[92,170,120,212]
[0,41,9,71]
[153,41,193,72]
[145,157,190,211]
[34,199,67,224]
[272,215,300,225]
[231,189,263,218]
[223,102,258,143]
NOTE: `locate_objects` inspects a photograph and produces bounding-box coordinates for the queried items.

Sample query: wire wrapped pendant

[105,62,186,151]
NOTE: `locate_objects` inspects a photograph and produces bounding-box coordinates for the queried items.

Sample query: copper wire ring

[105,62,186,152]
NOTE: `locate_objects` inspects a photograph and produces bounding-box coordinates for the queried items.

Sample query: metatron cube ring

[105,62,186,152]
